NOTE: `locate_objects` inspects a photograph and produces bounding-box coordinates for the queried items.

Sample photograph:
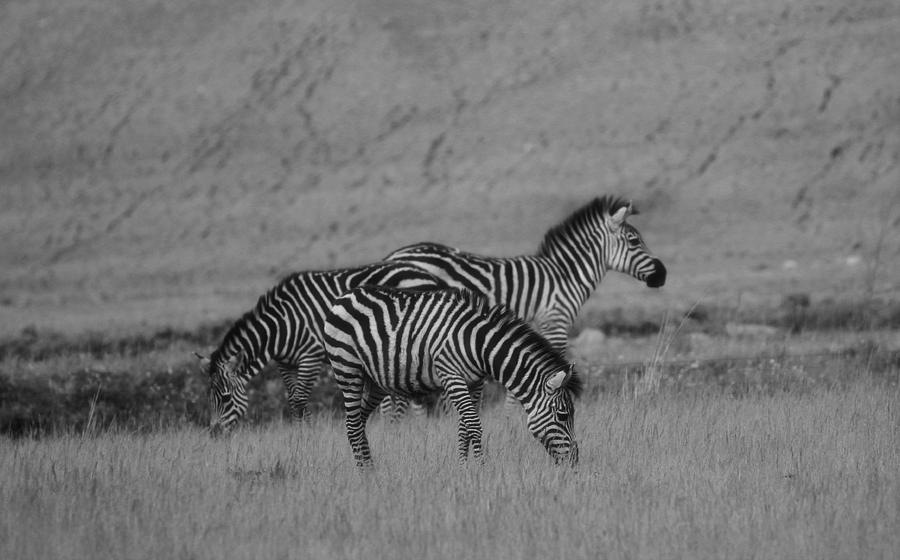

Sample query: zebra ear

[609,205,629,227]
[546,370,567,392]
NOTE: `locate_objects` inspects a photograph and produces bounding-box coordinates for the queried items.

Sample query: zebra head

[197,352,250,437]
[525,364,581,466]
[603,201,667,288]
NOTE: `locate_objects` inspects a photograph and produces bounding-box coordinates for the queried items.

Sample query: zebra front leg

[441,375,484,463]
[502,391,521,413]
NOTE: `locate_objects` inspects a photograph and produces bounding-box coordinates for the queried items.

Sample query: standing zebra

[196,262,444,436]
[383,195,666,410]
[323,286,582,468]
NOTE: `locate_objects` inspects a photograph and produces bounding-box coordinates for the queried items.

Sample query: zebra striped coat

[323,286,582,468]
[385,196,666,354]
[198,262,444,435]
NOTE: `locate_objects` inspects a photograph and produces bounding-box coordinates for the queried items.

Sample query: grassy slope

[1,0,899,336]
[2,380,898,560]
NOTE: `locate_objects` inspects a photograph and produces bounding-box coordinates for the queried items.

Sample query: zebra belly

[366,353,442,398]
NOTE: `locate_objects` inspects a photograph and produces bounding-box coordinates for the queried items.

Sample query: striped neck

[537,230,608,306]
[214,306,274,379]
[534,196,628,297]
[472,310,568,409]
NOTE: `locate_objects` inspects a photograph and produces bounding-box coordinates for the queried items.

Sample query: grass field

[3,373,898,560]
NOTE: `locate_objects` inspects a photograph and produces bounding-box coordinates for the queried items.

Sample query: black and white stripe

[386,196,666,351]
[323,286,582,468]
[198,262,443,435]
[385,196,665,409]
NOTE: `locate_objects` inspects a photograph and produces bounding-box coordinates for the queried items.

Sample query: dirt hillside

[1,0,898,335]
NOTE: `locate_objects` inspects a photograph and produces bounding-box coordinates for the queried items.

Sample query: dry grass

[3,376,898,560]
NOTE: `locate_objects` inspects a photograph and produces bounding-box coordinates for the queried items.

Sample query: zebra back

[210,262,443,376]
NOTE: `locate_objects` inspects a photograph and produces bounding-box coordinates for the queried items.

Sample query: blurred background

[2,0,899,337]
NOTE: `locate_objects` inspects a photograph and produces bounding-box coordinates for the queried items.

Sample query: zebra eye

[556,407,570,422]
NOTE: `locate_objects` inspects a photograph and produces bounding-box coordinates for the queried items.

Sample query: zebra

[383,195,666,411]
[195,262,445,436]
[323,286,583,468]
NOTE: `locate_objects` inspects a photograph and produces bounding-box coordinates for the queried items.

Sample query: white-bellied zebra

[195,262,444,436]
[384,195,666,411]
[323,286,582,468]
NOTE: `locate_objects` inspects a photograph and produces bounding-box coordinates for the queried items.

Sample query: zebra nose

[209,422,224,438]
[554,441,579,467]
[645,259,667,288]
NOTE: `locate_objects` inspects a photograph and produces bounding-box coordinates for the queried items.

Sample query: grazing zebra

[196,262,444,436]
[323,286,582,468]
[384,195,666,410]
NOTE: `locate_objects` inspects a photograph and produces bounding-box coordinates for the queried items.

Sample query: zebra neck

[222,317,272,376]
[481,324,554,408]
[538,245,607,305]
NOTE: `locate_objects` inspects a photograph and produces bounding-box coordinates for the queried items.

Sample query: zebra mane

[536,195,637,258]
[481,303,583,399]
[211,274,295,369]
[449,287,492,312]
[562,365,584,399]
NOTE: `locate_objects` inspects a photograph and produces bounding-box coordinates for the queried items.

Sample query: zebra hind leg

[355,384,386,467]
[278,361,319,422]
[338,375,384,469]
[379,395,428,422]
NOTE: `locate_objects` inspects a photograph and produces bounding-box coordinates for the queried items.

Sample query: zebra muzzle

[209,421,225,438]
[552,441,579,467]
[645,260,667,288]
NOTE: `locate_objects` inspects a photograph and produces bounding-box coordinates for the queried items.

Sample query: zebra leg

[378,395,395,419]
[378,395,411,423]
[432,380,482,418]
[440,375,483,462]
[502,391,521,412]
[338,373,379,469]
[359,385,386,427]
[277,359,321,421]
